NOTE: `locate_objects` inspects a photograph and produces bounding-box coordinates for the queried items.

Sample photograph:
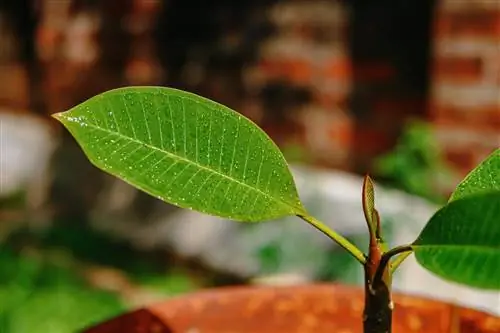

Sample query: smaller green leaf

[413,191,500,289]
[450,149,499,202]
[362,175,377,235]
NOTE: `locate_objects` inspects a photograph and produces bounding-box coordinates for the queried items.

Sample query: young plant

[53,87,500,333]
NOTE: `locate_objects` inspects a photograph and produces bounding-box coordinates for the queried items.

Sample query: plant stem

[298,214,366,264]
[389,251,413,274]
[363,238,396,333]
[363,266,393,333]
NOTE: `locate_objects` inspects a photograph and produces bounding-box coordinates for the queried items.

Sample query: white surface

[0,112,56,198]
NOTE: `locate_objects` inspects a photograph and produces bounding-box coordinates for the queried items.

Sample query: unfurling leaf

[413,191,500,290]
[450,149,499,202]
[362,175,377,235]
[53,87,305,222]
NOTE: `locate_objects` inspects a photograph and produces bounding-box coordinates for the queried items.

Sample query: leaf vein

[229,117,240,177]
[122,95,137,139]
[140,95,152,144]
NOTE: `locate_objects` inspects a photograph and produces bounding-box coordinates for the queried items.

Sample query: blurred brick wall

[430,0,500,180]
[3,0,497,182]
[36,0,164,114]
[348,1,433,173]
[0,5,30,111]
[243,0,354,168]
[243,0,433,171]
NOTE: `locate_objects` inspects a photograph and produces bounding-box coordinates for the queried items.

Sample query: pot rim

[83,283,500,333]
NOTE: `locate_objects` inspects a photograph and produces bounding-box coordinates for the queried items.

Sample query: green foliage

[53,87,305,222]
[414,149,500,289]
[0,248,124,333]
[256,241,282,274]
[38,224,163,277]
[135,271,198,296]
[374,120,455,203]
[413,192,500,289]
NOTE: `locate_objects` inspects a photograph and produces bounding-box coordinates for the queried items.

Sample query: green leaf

[450,149,500,202]
[53,86,305,221]
[413,191,500,289]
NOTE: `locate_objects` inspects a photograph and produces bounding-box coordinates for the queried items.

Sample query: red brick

[433,56,483,83]
[327,121,352,147]
[436,9,500,38]
[353,62,397,82]
[433,122,499,153]
[372,98,425,122]
[352,128,394,155]
[442,145,497,176]
[443,147,476,171]
[258,59,313,84]
[497,59,500,85]
[288,59,314,84]
[316,79,351,107]
[36,27,61,61]
[323,57,351,81]
[431,83,499,108]
[432,105,500,130]
[317,93,347,108]
[0,64,29,109]
[132,0,162,14]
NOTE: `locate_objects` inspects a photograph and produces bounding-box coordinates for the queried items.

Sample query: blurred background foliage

[1,0,499,331]
[374,120,456,203]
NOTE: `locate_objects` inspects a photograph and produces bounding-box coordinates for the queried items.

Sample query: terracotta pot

[83,284,500,333]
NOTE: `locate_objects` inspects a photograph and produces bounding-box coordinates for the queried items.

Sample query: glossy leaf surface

[450,149,499,201]
[413,191,500,289]
[53,87,305,221]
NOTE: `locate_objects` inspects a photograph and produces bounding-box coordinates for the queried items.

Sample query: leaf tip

[364,174,373,183]
[363,174,376,194]
[51,111,64,122]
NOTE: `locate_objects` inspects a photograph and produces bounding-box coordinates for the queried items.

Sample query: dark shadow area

[347,0,436,173]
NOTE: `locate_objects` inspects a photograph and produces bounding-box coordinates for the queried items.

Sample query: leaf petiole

[299,214,366,264]
[389,251,413,274]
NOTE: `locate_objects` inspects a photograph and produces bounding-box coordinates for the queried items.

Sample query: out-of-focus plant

[374,120,456,203]
[0,225,201,333]
[0,246,124,333]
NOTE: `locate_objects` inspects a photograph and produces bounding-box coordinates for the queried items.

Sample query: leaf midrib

[64,115,301,213]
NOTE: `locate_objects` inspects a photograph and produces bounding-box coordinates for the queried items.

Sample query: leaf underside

[53,86,305,222]
[413,191,500,290]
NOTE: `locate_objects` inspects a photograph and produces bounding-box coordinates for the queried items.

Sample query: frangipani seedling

[53,87,500,333]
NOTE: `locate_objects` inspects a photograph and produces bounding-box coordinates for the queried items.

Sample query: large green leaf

[413,191,500,289]
[53,86,305,221]
[450,149,500,202]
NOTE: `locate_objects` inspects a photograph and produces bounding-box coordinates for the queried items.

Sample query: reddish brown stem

[364,222,393,333]
[363,266,393,333]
